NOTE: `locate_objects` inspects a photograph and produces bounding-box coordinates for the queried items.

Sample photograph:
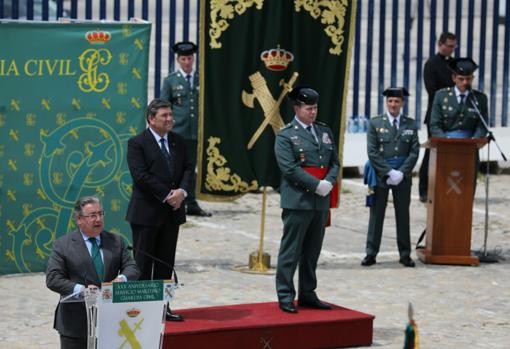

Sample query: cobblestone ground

[1,175,509,348]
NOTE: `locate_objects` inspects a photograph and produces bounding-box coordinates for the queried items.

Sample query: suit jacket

[423,53,455,125]
[367,114,420,188]
[160,71,199,140]
[275,119,340,210]
[126,128,193,227]
[46,230,139,338]
[429,87,489,138]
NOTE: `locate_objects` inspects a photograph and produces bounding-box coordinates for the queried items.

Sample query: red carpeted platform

[163,302,374,349]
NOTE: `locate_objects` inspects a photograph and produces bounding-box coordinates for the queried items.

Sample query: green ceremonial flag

[0,22,150,275]
[197,0,356,200]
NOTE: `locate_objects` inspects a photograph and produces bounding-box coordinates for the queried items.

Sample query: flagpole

[253,186,269,271]
[233,187,273,274]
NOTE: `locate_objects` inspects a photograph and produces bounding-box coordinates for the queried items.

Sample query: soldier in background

[274,86,339,314]
[429,58,488,139]
[418,32,457,203]
[361,88,420,268]
[161,41,211,216]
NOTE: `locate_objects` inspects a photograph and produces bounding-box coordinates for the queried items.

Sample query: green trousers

[276,209,328,303]
[365,185,412,258]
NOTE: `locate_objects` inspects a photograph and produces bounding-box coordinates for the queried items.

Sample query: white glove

[315,180,333,197]
[393,170,404,185]
[386,177,397,185]
[387,169,404,185]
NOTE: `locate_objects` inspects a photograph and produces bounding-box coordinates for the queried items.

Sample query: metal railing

[2,0,508,127]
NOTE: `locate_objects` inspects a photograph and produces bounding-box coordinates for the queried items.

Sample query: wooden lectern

[417,137,487,266]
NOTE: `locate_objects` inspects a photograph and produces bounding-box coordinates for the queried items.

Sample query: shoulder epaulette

[168,71,180,78]
[281,123,293,130]
[315,121,327,126]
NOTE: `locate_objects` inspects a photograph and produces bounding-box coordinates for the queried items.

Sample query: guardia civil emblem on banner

[0,22,150,274]
[197,1,356,200]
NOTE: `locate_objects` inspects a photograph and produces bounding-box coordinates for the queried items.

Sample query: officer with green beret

[429,57,488,139]
[361,88,420,268]
[161,41,211,217]
[274,86,340,313]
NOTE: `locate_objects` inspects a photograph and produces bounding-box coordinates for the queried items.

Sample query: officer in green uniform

[429,57,488,139]
[161,41,211,216]
[361,88,420,268]
[274,86,340,313]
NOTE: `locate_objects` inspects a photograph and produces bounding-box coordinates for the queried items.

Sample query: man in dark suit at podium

[46,196,139,349]
[429,58,488,139]
[126,98,193,321]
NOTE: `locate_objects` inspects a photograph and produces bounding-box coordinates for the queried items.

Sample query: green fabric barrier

[0,22,150,274]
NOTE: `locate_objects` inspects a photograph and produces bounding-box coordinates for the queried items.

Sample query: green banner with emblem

[197,0,356,200]
[0,22,150,275]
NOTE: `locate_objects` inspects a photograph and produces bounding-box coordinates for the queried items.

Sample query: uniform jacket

[46,230,140,338]
[160,71,199,140]
[367,114,420,188]
[275,119,340,210]
[126,128,193,226]
[423,53,455,124]
[429,87,488,138]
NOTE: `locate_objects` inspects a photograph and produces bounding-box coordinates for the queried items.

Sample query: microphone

[127,245,179,284]
[466,85,478,104]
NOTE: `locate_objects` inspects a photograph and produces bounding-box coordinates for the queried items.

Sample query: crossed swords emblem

[118,318,144,349]
[242,71,299,149]
[446,171,463,195]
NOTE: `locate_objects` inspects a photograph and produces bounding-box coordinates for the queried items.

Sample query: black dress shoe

[166,308,184,321]
[186,206,212,217]
[297,299,332,310]
[419,195,428,203]
[279,302,298,313]
[399,256,416,267]
[361,255,376,266]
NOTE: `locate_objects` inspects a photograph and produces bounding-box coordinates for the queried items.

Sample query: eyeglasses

[81,211,105,220]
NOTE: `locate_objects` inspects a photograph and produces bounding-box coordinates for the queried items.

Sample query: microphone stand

[128,246,182,320]
[127,246,179,285]
[468,90,507,263]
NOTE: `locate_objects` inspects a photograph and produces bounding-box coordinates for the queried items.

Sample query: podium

[417,137,487,266]
[60,280,178,349]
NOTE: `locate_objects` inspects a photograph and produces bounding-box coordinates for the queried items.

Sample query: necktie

[306,125,312,133]
[393,118,398,131]
[459,94,465,106]
[160,138,173,175]
[89,238,104,282]
[186,74,192,87]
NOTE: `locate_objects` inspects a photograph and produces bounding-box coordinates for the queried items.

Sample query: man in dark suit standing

[418,32,457,202]
[46,196,139,349]
[126,98,193,321]
[274,86,340,314]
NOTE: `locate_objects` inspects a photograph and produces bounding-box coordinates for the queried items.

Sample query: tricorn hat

[448,57,478,75]
[288,85,319,105]
[172,41,197,56]
[382,87,410,98]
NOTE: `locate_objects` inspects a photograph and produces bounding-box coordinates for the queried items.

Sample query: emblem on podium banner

[446,170,463,195]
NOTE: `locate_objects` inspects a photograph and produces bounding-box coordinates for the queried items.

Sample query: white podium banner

[92,280,179,349]
[96,301,165,349]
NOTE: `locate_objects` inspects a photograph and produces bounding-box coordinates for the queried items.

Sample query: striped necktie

[160,138,173,175]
